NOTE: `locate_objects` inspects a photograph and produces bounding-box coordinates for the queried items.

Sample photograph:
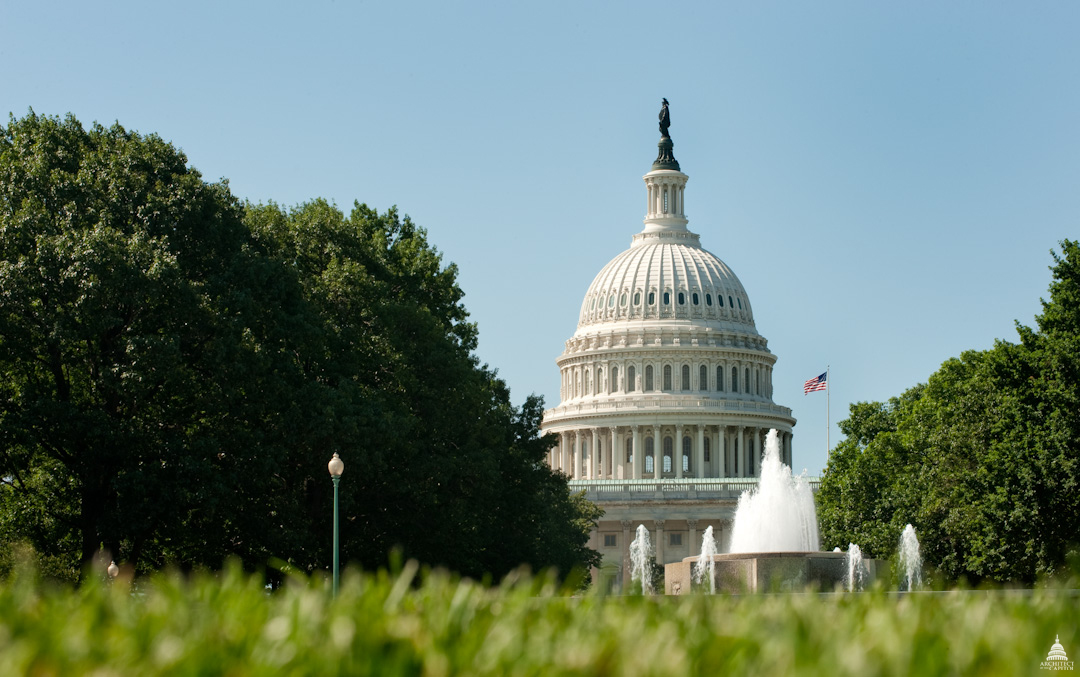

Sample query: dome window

[662,437,673,473]
[683,437,691,472]
[719,295,724,307]
[663,365,672,391]
[620,293,627,306]
[692,293,699,305]
[737,298,743,310]
[628,365,636,392]
[591,297,597,310]
[608,294,615,308]
[681,364,690,391]
[634,292,641,305]
[699,365,707,391]
[678,292,685,305]
[728,296,734,308]
[706,294,713,306]
[648,292,655,305]
[663,292,670,305]
[645,366,654,391]
[704,437,711,463]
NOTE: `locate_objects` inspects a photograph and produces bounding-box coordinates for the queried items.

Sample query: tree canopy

[817,240,1080,583]
[0,112,600,582]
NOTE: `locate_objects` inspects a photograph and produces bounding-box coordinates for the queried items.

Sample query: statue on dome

[659,98,671,138]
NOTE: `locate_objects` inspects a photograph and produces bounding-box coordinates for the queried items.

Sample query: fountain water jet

[693,526,718,594]
[898,524,922,591]
[729,430,819,553]
[846,543,866,592]
[629,524,654,595]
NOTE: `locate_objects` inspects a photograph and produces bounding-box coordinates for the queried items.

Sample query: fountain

[898,524,922,591]
[692,526,718,594]
[628,524,654,595]
[665,429,883,594]
[846,543,866,592]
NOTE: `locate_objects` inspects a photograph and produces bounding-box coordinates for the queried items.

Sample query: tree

[0,112,600,582]
[817,241,1080,583]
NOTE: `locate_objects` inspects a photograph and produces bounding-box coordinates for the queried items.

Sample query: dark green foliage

[0,112,599,583]
[818,241,1080,583]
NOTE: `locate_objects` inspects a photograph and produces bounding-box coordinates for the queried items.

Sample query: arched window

[683,437,691,472]
[692,292,699,305]
[645,365,654,391]
[738,298,743,309]
[678,292,685,305]
[663,365,672,391]
[717,366,724,392]
[699,365,708,391]
[663,436,673,473]
[597,367,603,393]
[645,438,655,473]
[756,371,761,396]
[681,364,690,391]
[626,437,633,463]
[731,367,738,393]
[704,437,711,462]
[663,291,671,305]
[728,296,734,308]
[628,365,637,392]
[648,291,655,305]
[611,366,619,393]
[745,368,751,394]
[706,294,713,306]
[608,294,615,308]
[634,291,641,305]
[719,295,724,307]
[620,293,627,306]
[586,370,592,394]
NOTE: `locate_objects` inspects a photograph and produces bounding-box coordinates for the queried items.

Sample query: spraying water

[729,429,820,553]
[629,524,654,595]
[846,543,866,592]
[898,524,923,591]
[692,526,718,594]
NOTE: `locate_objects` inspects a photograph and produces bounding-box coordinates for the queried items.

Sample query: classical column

[675,423,684,479]
[687,519,699,558]
[574,431,583,480]
[753,428,761,478]
[590,428,599,479]
[654,519,666,567]
[621,519,633,590]
[737,427,745,478]
[632,426,643,480]
[695,426,705,479]
[652,424,660,477]
[610,427,619,480]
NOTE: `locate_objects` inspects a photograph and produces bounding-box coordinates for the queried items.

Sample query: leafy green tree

[818,241,1080,583]
[0,112,599,583]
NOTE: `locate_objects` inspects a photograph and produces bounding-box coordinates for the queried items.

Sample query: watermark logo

[1041,635,1074,671]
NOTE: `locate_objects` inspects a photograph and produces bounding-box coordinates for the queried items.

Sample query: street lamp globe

[328,452,344,477]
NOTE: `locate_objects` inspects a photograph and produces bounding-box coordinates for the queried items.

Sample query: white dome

[576,236,756,335]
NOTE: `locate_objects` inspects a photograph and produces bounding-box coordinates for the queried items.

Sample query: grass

[0,560,1076,676]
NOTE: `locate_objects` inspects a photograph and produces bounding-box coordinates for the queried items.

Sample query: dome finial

[653,98,680,170]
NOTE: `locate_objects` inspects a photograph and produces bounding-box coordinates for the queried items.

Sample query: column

[590,428,599,479]
[621,519,633,590]
[753,428,761,477]
[737,427,745,478]
[652,424,660,477]
[632,426,643,480]
[654,519,666,567]
[675,423,684,479]
[695,426,705,479]
[574,431,583,480]
[687,519,699,558]
[611,427,619,480]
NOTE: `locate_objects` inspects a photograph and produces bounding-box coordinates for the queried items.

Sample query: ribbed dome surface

[576,237,756,333]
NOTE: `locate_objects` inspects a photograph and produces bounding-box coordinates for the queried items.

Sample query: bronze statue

[659,98,671,138]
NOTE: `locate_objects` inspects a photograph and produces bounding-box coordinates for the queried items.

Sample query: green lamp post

[328,452,344,596]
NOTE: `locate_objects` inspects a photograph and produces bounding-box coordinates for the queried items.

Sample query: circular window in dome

[678,292,685,305]
[692,293,699,305]
[663,292,670,305]
[648,292,655,305]
[706,294,713,306]
[620,293,627,306]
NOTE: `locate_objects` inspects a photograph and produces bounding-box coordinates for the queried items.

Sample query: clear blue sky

[4,2,1078,476]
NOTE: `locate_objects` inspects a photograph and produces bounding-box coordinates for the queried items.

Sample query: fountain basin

[665,552,884,594]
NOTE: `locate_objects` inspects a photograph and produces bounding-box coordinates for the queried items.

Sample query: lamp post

[328,452,344,596]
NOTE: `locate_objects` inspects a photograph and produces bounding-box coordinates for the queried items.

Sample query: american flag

[804,372,828,394]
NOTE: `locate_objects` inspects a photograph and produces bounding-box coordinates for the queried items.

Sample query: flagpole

[826,365,831,459]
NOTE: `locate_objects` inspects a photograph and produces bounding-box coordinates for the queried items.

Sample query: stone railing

[545,397,794,420]
[567,477,821,501]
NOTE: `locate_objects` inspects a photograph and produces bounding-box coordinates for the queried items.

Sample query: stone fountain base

[664,552,884,595]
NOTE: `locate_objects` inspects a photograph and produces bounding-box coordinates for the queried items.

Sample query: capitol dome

[540,101,799,590]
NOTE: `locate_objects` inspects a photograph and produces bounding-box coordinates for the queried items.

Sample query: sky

[3,2,1078,476]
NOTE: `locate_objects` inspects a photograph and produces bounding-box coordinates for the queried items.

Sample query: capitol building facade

[541,109,800,590]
